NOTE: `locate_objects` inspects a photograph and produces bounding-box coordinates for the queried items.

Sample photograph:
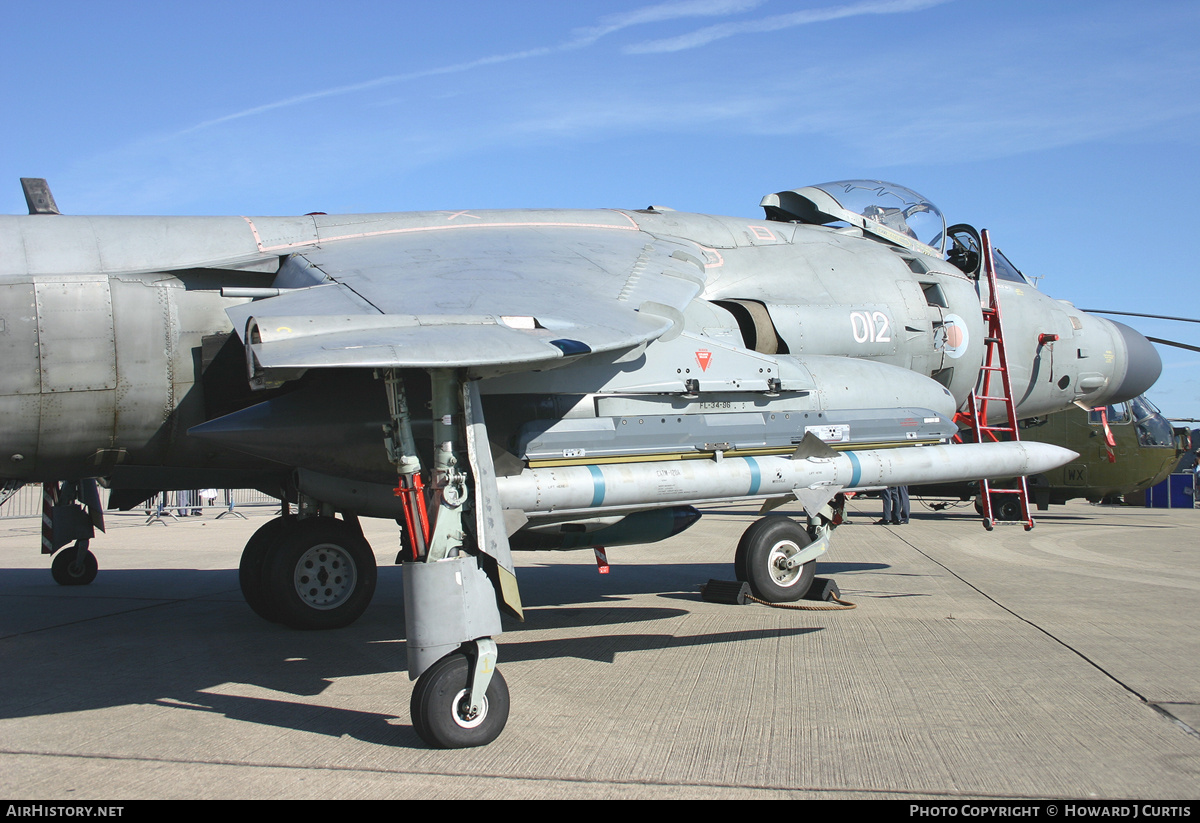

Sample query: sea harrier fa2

[0,178,1160,747]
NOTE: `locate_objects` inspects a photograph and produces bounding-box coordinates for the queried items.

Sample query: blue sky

[3,0,1198,422]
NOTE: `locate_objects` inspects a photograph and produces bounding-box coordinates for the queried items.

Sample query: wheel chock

[701,579,751,605]
[805,577,840,602]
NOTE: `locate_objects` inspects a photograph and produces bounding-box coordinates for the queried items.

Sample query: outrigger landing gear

[44,480,104,587]
[384,368,521,749]
[409,642,510,748]
[238,513,377,630]
[51,541,98,586]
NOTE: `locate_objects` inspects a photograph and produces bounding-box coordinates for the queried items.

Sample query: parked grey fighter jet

[0,179,1160,747]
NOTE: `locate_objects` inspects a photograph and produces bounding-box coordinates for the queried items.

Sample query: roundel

[936,314,969,359]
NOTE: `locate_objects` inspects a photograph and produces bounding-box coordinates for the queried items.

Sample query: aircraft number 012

[850,310,891,344]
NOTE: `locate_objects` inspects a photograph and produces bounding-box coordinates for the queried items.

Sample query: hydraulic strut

[381,368,430,559]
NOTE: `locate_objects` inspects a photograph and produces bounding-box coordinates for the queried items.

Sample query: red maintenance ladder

[954,229,1035,531]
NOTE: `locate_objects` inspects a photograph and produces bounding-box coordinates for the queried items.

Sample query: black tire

[410,652,510,749]
[263,518,377,630]
[733,540,749,583]
[996,498,1022,521]
[737,516,815,602]
[51,546,98,586]
[239,516,295,622]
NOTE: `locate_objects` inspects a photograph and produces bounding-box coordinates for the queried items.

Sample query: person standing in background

[878,487,898,525]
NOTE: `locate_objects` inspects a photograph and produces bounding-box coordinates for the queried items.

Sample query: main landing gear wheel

[257,517,377,630]
[51,544,98,586]
[734,516,816,602]
[265,518,377,630]
[410,652,510,749]
[239,516,296,622]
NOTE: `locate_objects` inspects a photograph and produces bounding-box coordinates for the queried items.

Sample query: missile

[290,440,1074,524]
[495,441,1077,516]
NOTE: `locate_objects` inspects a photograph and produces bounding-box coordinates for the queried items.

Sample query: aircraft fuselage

[0,206,1159,497]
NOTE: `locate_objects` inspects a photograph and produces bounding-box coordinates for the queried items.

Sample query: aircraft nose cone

[1110,320,1162,401]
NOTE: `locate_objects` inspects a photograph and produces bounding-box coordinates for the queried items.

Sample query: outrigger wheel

[734,515,816,602]
[410,650,510,748]
[51,542,98,586]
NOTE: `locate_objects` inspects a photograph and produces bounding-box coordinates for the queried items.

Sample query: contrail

[173,1,766,137]
[626,0,954,53]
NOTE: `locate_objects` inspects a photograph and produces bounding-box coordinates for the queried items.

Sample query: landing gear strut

[386,369,520,749]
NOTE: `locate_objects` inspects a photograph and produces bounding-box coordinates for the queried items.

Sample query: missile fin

[790,431,838,460]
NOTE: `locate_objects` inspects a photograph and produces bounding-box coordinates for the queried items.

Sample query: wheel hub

[292,542,358,610]
[452,690,488,729]
[767,540,804,587]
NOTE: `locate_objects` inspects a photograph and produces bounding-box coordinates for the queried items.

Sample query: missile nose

[1109,320,1162,402]
[670,505,703,537]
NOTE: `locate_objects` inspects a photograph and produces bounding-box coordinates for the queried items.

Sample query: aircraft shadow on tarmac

[1040,519,1176,528]
[0,562,825,748]
[512,559,892,602]
[139,621,824,750]
[152,690,415,748]
[899,506,1180,527]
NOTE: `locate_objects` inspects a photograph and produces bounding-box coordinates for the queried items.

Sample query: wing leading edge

[226,220,708,382]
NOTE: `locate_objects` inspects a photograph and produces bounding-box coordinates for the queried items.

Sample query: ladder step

[970,229,1034,530]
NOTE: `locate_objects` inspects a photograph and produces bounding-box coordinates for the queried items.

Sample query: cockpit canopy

[761,180,946,257]
[762,179,1037,283]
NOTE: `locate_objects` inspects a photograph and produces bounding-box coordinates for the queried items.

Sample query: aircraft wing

[226,222,709,377]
